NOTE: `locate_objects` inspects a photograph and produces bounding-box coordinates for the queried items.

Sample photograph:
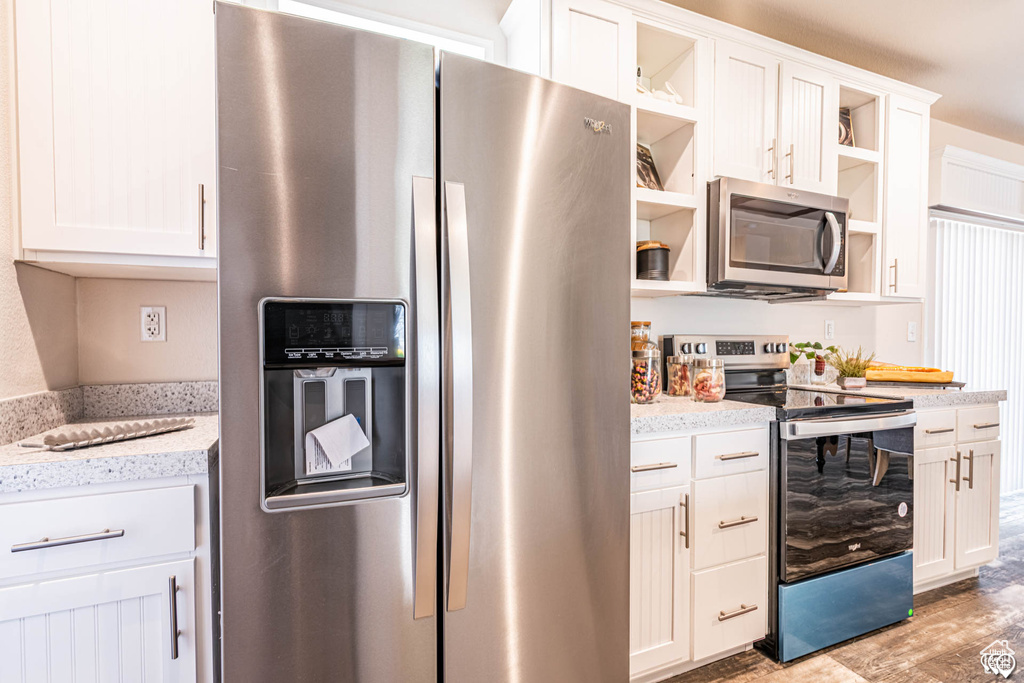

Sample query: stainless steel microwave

[707,177,849,301]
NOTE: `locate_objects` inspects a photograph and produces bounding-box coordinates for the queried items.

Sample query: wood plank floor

[668,491,1024,683]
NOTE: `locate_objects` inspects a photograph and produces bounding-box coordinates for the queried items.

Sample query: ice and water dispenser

[259,298,408,511]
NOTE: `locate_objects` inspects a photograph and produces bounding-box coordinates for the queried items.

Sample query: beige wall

[931,119,1024,165]
[77,279,217,385]
[0,0,78,400]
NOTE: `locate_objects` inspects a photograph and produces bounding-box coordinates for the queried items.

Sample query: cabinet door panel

[630,486,690,677]
[552,0,632,101]
[713,40,779,184]
[15,0,214,257]
[0,559,196,682]
[882,94,929,298]
[955,440,1000,569]
[913,446,956,585]
[779,61,837,194]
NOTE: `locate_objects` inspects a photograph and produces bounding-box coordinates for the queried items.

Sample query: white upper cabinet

[882,94,930,298]
[551,0,633,101]
[713,40,779,185]
[778,61,838,194]
[14,0,216,278]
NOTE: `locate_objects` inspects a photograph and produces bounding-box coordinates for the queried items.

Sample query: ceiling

[665,0,1024,144]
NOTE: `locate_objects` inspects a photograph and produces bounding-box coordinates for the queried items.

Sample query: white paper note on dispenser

[304,414,369,475]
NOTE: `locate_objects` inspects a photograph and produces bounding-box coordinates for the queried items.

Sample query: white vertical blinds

[929,215,1024,494]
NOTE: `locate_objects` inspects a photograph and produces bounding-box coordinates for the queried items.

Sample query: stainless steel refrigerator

[215,4,629,681]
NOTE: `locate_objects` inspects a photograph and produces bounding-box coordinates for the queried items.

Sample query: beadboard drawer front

[914,409,958,448]
[957,405,1001,443]
[631,436,691,492]
[692,555,768,661]
[693,427,769,479]
[0,486,195,582]
[692,470,768,570]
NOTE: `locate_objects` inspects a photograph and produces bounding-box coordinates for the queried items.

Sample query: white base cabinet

[0,559,197,682]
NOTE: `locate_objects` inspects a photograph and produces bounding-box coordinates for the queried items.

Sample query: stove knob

[695,343,707,355]
[763,342,776,353]
[777,342,788,354]
[680,343,693,354]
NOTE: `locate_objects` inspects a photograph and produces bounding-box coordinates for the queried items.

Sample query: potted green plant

[825,346,876,389]
[790,341,838,385]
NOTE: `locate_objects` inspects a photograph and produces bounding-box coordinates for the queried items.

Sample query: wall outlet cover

[824,320,836,340]
[141,306,166,342]
[907,321,918,342]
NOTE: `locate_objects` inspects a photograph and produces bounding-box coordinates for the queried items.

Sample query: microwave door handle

[412,177,440,620]
[823,211,841,275]
[444,181,474,613]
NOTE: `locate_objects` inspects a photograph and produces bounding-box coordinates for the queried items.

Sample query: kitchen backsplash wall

[77,279,217,385]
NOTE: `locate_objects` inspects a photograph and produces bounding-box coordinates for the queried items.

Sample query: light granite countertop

[631,397,777,436]
[0,414,218,494]
[790,384,1007,408]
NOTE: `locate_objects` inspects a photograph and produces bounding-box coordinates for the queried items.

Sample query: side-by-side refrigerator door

[438,52,631,683]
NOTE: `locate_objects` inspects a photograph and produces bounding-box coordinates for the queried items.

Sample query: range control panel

[659,334,790,371]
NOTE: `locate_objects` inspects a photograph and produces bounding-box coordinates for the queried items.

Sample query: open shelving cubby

[838,85,882,154]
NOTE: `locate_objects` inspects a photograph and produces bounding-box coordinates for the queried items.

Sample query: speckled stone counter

[791,384,1007,408]
[0,414,218,493]
[631,397,776,436]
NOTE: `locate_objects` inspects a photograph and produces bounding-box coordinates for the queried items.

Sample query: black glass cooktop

[726,387,914,420]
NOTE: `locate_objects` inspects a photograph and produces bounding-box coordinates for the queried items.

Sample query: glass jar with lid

[631,347,661,404]
[691,358,726,402]
[665,355,694,397]
[630,321,656,351]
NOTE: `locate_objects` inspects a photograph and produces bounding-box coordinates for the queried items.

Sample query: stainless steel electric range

[661,334,917,662]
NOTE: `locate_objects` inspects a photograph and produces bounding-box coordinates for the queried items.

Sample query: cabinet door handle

[631,462,678,473]
[718,515,758,529]
[11,528,124,553]
[767,138,777,179]
[889,259,898,292]
[198,184,206,250]
[168,575,181,660]
[719,603,758,621]
[924,427,954,435]
[785,143,794,183]
[716,450,759,461]
[679,493,689,549]
[963,449,975,490]
[949,451,962,492]
[973,422,1000,430]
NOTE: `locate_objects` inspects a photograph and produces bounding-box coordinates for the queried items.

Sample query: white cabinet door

[551,0,633,102]
[778,61,837,194]
[913,446,956,585]
[955,440,1001,569]
[15,0,216,258]
[629,485,690,677]
[0,559,196,682]
[713,40,779,184]
[882,94,929,298]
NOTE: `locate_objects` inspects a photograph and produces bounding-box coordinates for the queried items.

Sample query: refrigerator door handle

[445,180,474,612]
[412,176,440,620]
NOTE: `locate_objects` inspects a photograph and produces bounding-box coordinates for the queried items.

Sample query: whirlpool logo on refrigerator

[584,117,612,134]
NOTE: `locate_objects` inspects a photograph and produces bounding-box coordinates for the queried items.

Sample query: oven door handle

[823,211,841,275]
[782,410,917,440]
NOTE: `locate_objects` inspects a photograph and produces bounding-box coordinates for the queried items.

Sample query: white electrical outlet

[908,321,918,342]
[141,306,166,342]
[824,320,835,340]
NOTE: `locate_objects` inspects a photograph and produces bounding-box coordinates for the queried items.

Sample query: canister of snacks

[630,321,655,351]
[692,358,726,402]
[665,355,694,397]
[631,347,661,404]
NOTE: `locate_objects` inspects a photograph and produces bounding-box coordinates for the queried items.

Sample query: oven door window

[781,427,913,583]
[729,195,837,275]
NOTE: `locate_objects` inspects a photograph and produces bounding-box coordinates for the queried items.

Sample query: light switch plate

[141,306,166,342]
[824,320,835,340]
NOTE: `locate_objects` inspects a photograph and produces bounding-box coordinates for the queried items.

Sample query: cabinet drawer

[692,470,768,570]
[957,405,1001,443]
[693,427,769,479]
[914,409,957,448]
[631,436,691,492]
[0,486,195,582]
[692,555,768,661]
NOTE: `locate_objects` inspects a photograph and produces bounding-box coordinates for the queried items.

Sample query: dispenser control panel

[262,299,406,366]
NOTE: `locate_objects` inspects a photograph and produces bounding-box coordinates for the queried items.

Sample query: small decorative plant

[825,346,876,378]
[789,341,838,365]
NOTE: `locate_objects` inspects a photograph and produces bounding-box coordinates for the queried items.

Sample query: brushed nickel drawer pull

[950,452,961,492]
[718,515,758,529]
[679,494,690,549]
[924,427,954,435]
[11,528,125,553]
[973,422,999,430]
[964,449,975,490]
[168,575,181,660]
[716,450,759,461]
[719,603,758,621]
[631,462,678,473]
